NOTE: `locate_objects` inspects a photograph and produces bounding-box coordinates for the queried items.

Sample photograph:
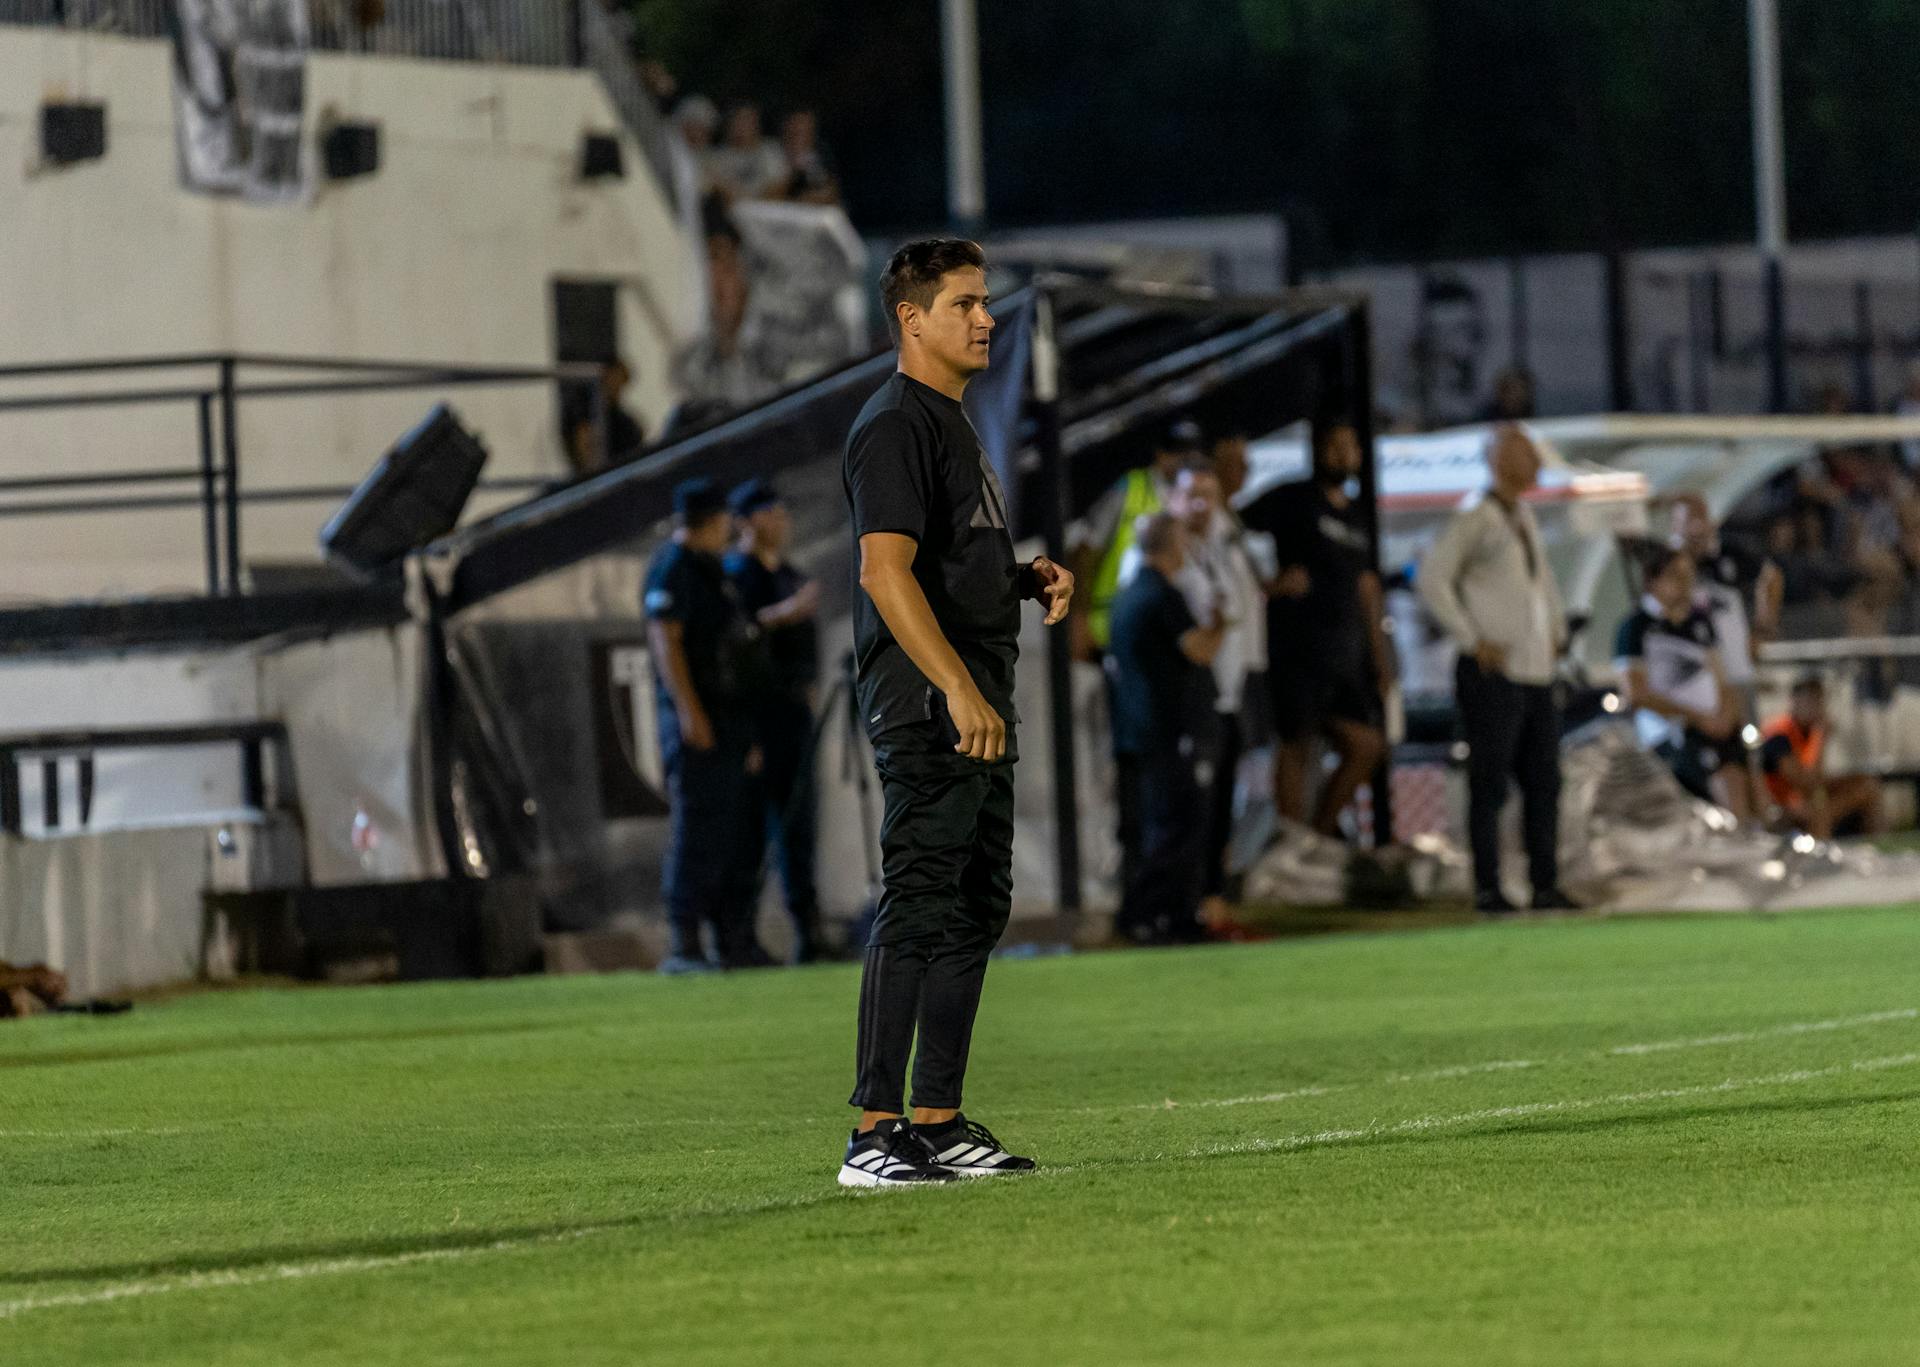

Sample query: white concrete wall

[0,27,697,602]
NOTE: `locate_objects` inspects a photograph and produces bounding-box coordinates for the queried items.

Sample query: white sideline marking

[0,1227,614,1322]
[1186,1053,1920,1161]
[1384,1059,1536,1084]
[1608,1008,1920,1056]
[0,1127,186,1140]
[1143,1007,1917,1113]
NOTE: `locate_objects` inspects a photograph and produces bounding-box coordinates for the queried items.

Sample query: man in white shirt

[1158,464,1268,916]
[1670,492,1781,822]
[1418,426,1574,913]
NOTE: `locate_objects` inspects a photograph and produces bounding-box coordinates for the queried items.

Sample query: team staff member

[1240,423,1392,839]
[1420,426,1575,913]
[838,238,1074,1186]
[1616,547,1742,808]
[1671,492,1783,821]
[1069,418,1207,658]
[644,478,764,974]
[725,478,825,964]
[1108,512,1225,945]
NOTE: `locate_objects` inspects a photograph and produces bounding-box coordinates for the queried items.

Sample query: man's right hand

[1274,566,1311,598]
[946,683,1006,762]
[1473,641,1508,675]
[680,707,716,752]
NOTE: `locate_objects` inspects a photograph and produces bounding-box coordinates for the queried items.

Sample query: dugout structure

[420,279,1380,937]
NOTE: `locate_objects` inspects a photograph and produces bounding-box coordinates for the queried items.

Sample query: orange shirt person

[1758,677,1883,839]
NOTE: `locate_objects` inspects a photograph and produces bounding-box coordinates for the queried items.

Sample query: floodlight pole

[940,0,986,233]
[1749,0,1789,412]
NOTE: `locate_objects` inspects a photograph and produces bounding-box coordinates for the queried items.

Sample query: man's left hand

[1031,557,1075,626]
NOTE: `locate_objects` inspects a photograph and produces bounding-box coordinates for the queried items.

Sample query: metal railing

[0,353,604,597]
[0,719,288,836]
[0,0,679,202]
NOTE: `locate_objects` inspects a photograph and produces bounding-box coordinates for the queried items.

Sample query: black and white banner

[169,0,310,201]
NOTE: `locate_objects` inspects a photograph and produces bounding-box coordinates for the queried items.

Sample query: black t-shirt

[644,541,745,722]
[725,549,819,695]
[843,372,1027,740]
[1107,565,1217,756]
[1241,478,1373,678]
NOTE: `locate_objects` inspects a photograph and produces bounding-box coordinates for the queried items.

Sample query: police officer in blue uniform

[644,477,765,973]
[725,477,825,963]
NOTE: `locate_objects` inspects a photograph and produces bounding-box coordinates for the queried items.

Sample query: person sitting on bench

[1759,676,1884,839]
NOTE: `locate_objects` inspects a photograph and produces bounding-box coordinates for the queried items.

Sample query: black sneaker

[1530,888,1582,912]
[1474,890,1517,915]
[912,1114,1037,1177]
[836,1118,957,1188]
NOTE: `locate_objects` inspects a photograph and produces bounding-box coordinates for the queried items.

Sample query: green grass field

[7,907,1920,1365]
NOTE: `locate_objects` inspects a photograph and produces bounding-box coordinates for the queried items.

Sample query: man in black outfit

[1107,512,1226,945]
[837,238,1075,1186]
[643,478,763,973]
[1239,424,1391,839]
[724,477,825,964]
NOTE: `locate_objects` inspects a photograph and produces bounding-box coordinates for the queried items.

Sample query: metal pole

[1031,290,1082,916]
[197,393,221,595]
[218,358,242,594]
[1687,273,1712,412]
[1508,256,1530,374]
[1347,302,1391,846]
[1853,278,1877,412]
[1750,0,1790,411]
[1603,251,1635,412]
[940,0,986,232]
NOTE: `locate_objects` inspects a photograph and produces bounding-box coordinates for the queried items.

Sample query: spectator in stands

[1670,492,1781,821]
[1419,425,1573,912]
[1240,423,1391,841]
[1616,546,1742,810]
[644,478,766,973]
[725,478,825,964]
[1760,677,1884,838]
[777,109,841,205]
[1479,367,1537,422]
[675,199,782,413]
[1107,512,1224,944]
[708,102,788,201]
[638,59,679,115]
[1071,418,1206,661]
[673,95,721,186]
[1895,363,1920,472]
[564,357,646,475]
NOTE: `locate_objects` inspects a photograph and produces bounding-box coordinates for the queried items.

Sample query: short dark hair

[1136,510,1183,560]
[1642,545,1690,581]
[880,238,985,342]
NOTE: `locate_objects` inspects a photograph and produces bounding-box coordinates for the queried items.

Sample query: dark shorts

[1657,728,1743,802]
[1269,663,1381,743]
